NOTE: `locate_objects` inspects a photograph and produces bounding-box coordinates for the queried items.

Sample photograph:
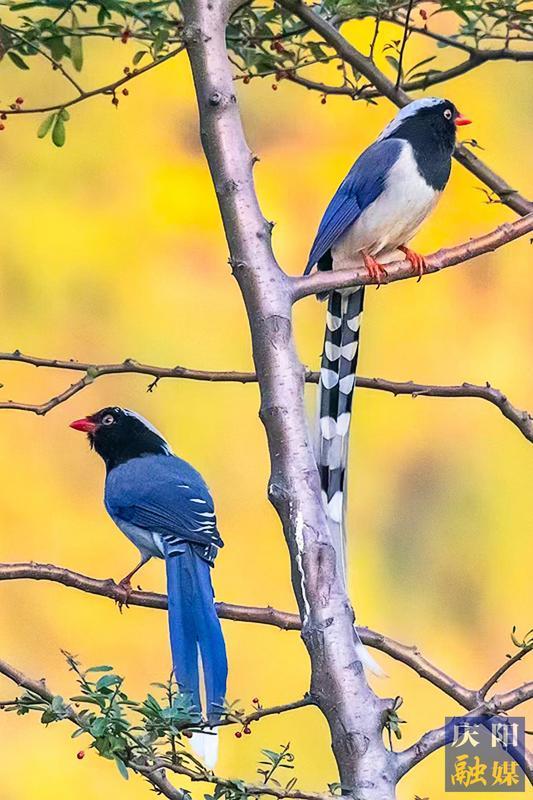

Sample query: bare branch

[0,561,477,709]
[478,643,533,700]
[286,56,486,99]
[2,352,532,443]
[396,684,533,778]
[291,214,533,298]
[277,0,533,216]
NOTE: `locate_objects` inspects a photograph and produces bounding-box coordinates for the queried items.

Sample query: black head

[381,97,471,151]
[70,406,172,471]
[380,97,471,190]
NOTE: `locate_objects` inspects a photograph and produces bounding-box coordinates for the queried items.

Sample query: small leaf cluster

[5,651,206,781]
[257,742,297,792]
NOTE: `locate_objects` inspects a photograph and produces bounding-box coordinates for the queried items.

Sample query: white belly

[115,519,165,559]
[331,142,440,270]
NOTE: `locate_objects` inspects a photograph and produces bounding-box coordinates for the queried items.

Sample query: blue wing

[105,454,223,558]
[305,138,404,274]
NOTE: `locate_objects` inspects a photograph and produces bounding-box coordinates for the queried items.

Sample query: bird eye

[444,109,453,120]
[102,414,115,426]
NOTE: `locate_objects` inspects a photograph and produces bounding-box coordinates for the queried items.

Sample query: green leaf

[7,51,29,70]
[132,49,148,65]
[385,55,400,73]
[70,10,83,70]
[86,665,113,673]
[37,113,56,139]
[115,757,129,780]
[70,35,83,70]
[52,116,66,147]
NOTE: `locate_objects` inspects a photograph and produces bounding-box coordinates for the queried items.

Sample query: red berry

[183,730,192,739]
[122,88,129,96]
[272,84,278,91]
[252,697,259,704]
[235,731,242,739]
[112,96,119,106]
[16,97,23,105]
[321,97,327,104]
[1,113,6,120]
[420,8,428,19]
[77,751,85,760]
[123,67,130,75]
[243,76,250,84]
[0,123,5,131]
[243,726,251,735]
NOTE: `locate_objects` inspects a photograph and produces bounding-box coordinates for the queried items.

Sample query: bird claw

[114,578,132,612]
[362,252,388,285]
[400,246,427,282]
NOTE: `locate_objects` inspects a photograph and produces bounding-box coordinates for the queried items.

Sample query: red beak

[70,417,98,433]
[455,113,472,127]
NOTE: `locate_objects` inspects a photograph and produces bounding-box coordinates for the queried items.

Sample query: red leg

[399,245,427,281]
[362,251,388,285]
[115,555,151,610]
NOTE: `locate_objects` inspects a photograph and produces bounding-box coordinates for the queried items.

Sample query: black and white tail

[316,287,384,675]
[317,288,364,574]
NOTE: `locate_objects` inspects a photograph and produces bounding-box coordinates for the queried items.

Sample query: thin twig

[0,46,184,116]
[395,0,414,89]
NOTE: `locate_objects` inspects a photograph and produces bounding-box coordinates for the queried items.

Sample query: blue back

[105,454,223,557]
[305,138,403,273]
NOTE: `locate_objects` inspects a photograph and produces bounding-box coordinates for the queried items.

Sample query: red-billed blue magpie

[305,97,471,668]
[70,407,227,766]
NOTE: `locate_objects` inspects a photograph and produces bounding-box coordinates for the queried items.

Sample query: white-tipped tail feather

[316,288,384,677]
[191,729,219,769]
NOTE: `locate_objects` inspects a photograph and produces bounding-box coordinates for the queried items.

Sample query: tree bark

[181,1,395,796]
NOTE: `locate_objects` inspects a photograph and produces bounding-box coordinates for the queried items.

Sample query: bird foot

[115,577,133,612]
[362,252,388,285]
[399,246,427,282]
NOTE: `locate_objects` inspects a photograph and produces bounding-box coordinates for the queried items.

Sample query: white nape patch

[332,142,440,267]
[339,374,355,394]
[324,341,341,361]
[377,96,445,142]
[294,511,310,623]
[346,313,362,332]
[122,409,173,454]
[341,341,358,360]
[327,491,344,523]
[190,498,207,504]
[321,368,339,389]
[320,416,337,440]
[326,311,342,331]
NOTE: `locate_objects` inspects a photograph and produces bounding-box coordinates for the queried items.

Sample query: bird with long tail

[306,97,471,669]
[70,407,227,767]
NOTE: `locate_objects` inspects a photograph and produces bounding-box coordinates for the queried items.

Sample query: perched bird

[70,407,227,766]
[305,97,470,663]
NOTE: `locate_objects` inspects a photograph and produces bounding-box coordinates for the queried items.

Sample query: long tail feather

[316,288,384,677]
[166,543,228,749]
[317,287,364,575]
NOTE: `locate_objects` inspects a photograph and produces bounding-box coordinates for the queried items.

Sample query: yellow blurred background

[0,10,531,800]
